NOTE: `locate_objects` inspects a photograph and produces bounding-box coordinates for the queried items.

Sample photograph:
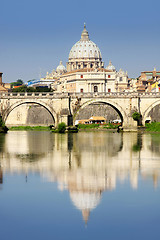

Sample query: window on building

[120,77,122,81]
[94,86,98,92]
[108,88,111,92]
[81,75,83,78]
[80,88,83,93]
[108,75,111,78]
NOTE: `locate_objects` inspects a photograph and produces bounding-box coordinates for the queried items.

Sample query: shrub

[0,116,5,128]
[132,112,141,121]
[58,122,66,133]
[0,116,8,133]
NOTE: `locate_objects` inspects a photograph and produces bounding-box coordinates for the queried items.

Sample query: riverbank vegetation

[51,123,78,133]
[58,122,66,133]
[9,123,120,132]
[78,123,120,130]
[12,85,53,92]
[132,112,142,126]
[6,122,160,132]
[0,117,8,133]
[145,122,160,132]
[9,126,51,131]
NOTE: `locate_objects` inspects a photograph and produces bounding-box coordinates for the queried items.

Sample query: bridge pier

[59,115,69,126]
[123,116,137,131]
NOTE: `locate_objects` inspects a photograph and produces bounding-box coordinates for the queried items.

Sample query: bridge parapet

[0,92,70,99]
[0,92,160,99]
[69,92,160,98]
[1,91,160,99]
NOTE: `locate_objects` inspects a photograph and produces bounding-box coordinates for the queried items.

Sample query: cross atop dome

[81,23,90,41]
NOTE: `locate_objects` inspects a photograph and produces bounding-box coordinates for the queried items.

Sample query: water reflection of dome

[70,191,101,224]
[70,191,101,210]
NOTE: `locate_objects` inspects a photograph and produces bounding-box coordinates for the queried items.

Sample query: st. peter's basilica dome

[67,24,104,72]
[69,24,102,60]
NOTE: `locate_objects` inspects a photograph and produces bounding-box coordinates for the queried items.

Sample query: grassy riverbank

[8,123,120,132]
[9,126,51,131]
[145,122,160,132]
[7,122,160,132]
[78,123,120,130]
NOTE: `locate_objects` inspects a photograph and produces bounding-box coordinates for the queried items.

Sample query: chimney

[0,72,3,85]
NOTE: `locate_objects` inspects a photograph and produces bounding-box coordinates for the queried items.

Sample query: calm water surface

[0,131,160,240]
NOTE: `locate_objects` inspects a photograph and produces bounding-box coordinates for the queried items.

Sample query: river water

[0,131,160,240]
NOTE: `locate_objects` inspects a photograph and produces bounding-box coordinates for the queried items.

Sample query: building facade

[136,68,160,92]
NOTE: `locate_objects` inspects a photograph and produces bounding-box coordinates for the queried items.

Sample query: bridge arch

[142,99,160,125]
[73,98,127,125]
[3,99,57,126]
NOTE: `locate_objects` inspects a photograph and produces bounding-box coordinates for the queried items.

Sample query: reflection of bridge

[0,92,160,129]
[0,131,160,223]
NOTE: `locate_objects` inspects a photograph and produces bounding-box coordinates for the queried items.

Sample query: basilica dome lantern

[67,24,104,72]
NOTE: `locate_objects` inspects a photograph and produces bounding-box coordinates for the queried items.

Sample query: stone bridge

[0,91,160,130]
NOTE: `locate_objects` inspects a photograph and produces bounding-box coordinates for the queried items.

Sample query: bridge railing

[0,91,160,98]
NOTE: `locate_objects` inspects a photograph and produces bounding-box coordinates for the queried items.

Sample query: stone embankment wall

[147,104,160,122]
[5,103,54,126]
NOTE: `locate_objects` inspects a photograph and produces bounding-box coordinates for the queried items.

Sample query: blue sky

[0,0,160,83]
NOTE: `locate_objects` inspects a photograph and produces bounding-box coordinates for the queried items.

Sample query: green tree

[36,86,53,92]
[11,79,24,87]
[17,79,23,85]
[132,112,141,121]
[132,112,142,126]
[58,122,66,133]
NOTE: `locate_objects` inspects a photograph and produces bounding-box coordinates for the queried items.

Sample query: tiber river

[0,131,160,240]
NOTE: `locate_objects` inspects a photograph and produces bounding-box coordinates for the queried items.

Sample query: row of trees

[10,79,53,92]
[10,79,23,87]
[12,86,53,92]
